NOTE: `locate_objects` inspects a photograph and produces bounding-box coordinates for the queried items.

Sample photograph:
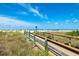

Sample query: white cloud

[18,3,43,17]
[29,7,49,20]
[0,16,37,29]
[18,3,48,19]
[29,5,43,18]
[65,18,79,24]
[73,19,79,23]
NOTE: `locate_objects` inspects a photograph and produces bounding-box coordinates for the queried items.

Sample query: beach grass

[0,31,47,56]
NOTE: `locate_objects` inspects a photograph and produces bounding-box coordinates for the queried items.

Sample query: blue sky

[0,3,79,30]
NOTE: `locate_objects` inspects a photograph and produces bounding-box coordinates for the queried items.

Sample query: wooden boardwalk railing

[24,30,79,56]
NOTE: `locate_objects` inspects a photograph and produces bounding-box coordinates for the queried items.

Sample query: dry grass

[0,31,47,56]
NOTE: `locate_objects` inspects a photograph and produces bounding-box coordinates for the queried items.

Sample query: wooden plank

[35,34,79,54]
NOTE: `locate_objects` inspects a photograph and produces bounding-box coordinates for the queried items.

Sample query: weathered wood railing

[24,30,79,55]
[24,30,51,56]
[33,32,79,54]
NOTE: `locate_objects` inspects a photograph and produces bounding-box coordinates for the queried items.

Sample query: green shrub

[66,30,79,36]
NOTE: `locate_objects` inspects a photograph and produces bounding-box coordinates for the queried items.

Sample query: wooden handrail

[34,34,79,54]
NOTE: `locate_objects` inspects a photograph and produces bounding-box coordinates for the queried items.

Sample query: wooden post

[44,38,48,55]
[52,34,54,40]
[33,33,36,46]
[24,30,26,35]
[68,37,71,46]
[43,32,45,36]
[33,26,37,47]
[28,30,31,41]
